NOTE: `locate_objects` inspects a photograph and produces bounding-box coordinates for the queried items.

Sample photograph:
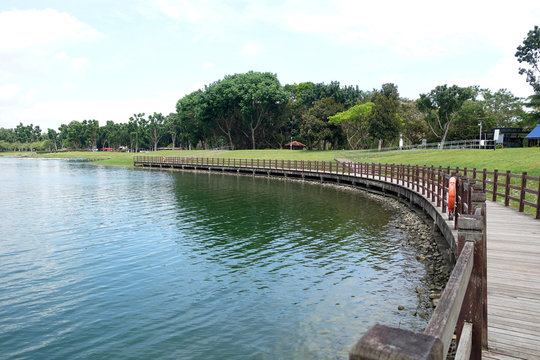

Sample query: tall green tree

[128,113,147,152]
[399,99,428,145]
[176,90,211,149]
[165,113,180,149]
[416,85,475,149]
[46,128,58,150]
[300,97,345,149]
[205,77,242,149]
[148,112,165,151]
[369,83,401,148]
[516,25,540,92]
[329,102,374,149]
[234,71,290,149]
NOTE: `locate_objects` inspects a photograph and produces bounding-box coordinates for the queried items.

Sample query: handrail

[424,241,474,358]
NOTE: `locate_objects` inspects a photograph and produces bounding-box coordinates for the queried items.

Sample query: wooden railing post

[492,169,498,202]
[504,170,511,206]
[471,183,488,350]
[519,172,527,212]
[482,169,487,192]
[537,177,540,219]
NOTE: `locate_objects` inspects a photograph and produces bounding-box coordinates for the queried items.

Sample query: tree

[176,90,211,149]
[234,71,290,149]
[416,85,475,149]
[65,121,86,149]
[129,113,147,152]
[46,128,58,150]
[205,77,242,149]
[369,83,401,148]
[148,112,165,151]
[165,113,180,149]
[516,25,540,92]
[399,99,428,145]
[480,88,525,127]
[329,102,374,149]
[84,120,99,148]
[300,97,345,149]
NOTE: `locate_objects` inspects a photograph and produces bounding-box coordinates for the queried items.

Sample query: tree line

[0,76,532,152]
[2,26,539,152]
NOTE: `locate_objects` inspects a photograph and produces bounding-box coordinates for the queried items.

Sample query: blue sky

[1,0,539,131]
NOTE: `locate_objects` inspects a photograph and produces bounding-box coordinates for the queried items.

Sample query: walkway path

[483,201,540,359]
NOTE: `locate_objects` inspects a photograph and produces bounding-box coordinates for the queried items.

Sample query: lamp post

[478,122,482,149]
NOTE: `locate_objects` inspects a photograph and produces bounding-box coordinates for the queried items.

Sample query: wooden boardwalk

[483,201,540,359]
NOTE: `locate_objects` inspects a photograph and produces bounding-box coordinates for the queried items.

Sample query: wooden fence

[133,156,495,359]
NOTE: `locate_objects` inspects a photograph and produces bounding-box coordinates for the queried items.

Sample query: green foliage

[369,83,401,146]
[416,84,476,148]
[399,100,429,144]
[148,112,165,151]
[300,97,345,149]
[516,25,540,92]
[329,102,373,149]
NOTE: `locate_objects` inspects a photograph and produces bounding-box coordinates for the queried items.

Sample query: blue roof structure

[526,125,540,139]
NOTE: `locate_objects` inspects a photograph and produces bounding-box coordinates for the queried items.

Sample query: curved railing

[134,156,490,359]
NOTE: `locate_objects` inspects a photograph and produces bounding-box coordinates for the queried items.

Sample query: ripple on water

[0,158,434,359]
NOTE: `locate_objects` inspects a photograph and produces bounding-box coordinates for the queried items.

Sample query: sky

[1,0,539,131]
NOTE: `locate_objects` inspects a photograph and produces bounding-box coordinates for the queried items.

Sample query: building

[489,128,528,148]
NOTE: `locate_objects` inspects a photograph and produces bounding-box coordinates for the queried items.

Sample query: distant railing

[336,139,496,158]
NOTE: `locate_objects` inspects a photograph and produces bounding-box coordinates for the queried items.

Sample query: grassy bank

[2,148,538,176]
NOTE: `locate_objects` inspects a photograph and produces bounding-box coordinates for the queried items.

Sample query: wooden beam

[424,242,474,359]
[455,322,473,360]
[349,324,443,360]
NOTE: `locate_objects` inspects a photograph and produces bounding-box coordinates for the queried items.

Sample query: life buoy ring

[448,177,456,220]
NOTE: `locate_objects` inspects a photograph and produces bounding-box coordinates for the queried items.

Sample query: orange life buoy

[448,176,456,219]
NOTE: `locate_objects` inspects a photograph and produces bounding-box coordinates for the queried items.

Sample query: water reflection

[0,158,432,360]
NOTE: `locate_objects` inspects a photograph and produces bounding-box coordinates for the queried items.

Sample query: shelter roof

[526,125,540,139]
[285,141,306,147]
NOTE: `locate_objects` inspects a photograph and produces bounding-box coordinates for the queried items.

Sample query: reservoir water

[0,158,434,359]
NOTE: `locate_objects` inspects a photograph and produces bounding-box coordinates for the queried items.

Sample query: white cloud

[454,55,534,98]
[0,92,184,130]
[202,61,215,69]
[0,84,20,102]
[0,8,101,52]
[241,41,264,55]
[70,57,89,70]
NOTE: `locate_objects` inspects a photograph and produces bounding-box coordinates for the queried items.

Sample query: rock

[398,305,405,310]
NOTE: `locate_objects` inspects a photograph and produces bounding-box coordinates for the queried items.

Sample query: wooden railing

[134,156,490,359]
[351,185,487,360]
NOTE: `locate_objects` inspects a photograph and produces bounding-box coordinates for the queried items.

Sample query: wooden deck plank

[485,201,540,359]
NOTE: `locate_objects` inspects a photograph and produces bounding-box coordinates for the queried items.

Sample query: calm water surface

[0,158,432,359]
